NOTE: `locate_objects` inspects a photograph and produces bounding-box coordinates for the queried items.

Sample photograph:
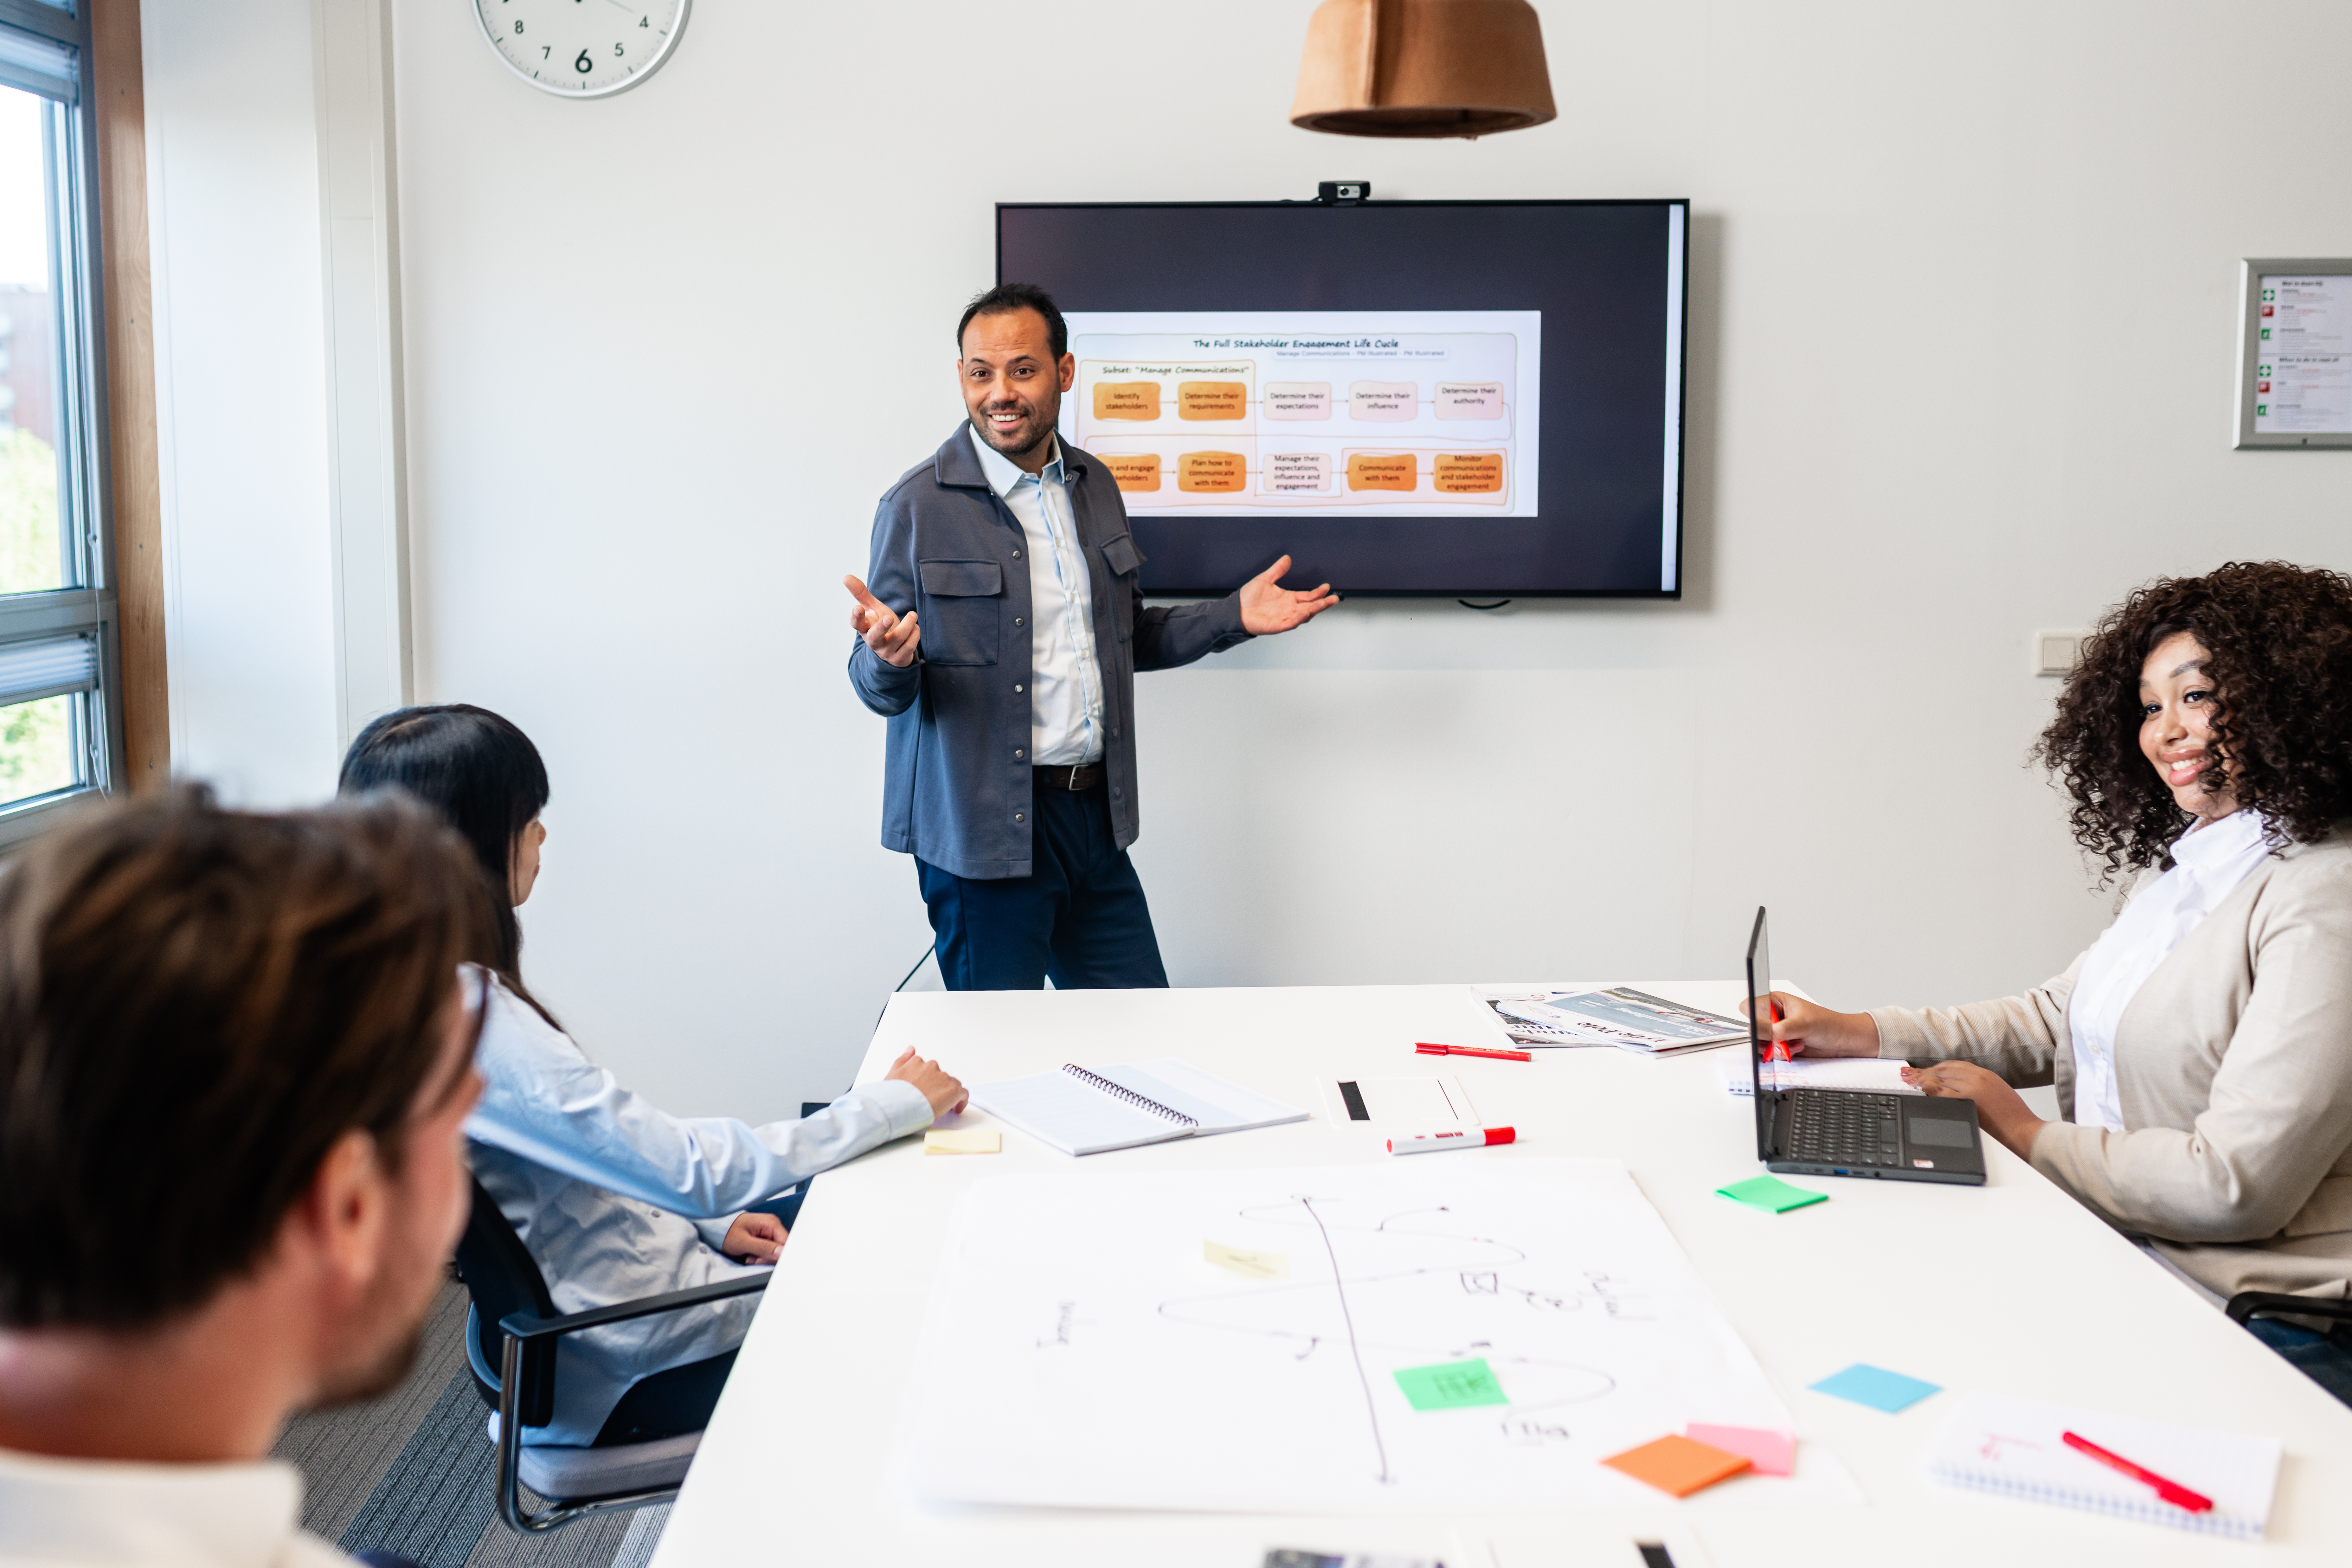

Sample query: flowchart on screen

[1059,311,1541,517]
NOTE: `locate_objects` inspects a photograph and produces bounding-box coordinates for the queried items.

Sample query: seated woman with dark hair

[341,705,967,1448]
[1756,561,2352,1400]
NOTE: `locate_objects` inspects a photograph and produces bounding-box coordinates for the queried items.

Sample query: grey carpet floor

[271,1277,668,1568]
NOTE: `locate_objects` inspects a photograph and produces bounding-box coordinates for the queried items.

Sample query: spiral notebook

[969,1059,1308,1156]
[1926,1392,2280,1539]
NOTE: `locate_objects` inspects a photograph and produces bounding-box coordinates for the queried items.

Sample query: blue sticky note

[1808,1363,1941,1413]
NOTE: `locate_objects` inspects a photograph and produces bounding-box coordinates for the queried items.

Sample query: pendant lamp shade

[1291,0,1556,139]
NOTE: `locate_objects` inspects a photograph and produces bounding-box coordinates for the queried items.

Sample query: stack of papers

[1481,987,1746,1055]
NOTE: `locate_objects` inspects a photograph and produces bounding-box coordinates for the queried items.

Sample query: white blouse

[465,976,935,1445]
[2068,809,2275,1131]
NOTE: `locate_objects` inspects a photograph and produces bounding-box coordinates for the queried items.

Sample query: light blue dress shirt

[465,976,935,1446]
[969,427,1106,766]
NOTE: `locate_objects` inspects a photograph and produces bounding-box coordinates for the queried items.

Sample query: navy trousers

[916,785,1169,991]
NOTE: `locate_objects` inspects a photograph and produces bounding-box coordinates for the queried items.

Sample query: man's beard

[305,1319,426,1411]
[974,395,1057,460]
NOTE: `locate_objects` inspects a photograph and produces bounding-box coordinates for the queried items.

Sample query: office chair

[2226,1290,2352,1336]
[452,1178,770,1534]
[2227,1290,2352,1403]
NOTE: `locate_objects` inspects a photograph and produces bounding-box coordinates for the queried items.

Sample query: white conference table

[651,983,2352,1568]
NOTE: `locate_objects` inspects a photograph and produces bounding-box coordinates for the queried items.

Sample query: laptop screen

[1745,906,1773,1156]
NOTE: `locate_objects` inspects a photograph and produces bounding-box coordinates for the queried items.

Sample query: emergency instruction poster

[1059,311,1540,516]
[2252,275,2351,436]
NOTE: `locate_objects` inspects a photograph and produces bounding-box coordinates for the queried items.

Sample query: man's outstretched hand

[1237,555,1339,635]
[845,574,920,667]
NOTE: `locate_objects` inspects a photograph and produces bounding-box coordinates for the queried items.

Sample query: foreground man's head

[0,786,495,1463]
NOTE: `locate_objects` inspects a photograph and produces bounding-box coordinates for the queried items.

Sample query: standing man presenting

[846,283,1336,990]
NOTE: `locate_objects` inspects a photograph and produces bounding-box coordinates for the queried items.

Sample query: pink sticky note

[1685,1423,1795,1477]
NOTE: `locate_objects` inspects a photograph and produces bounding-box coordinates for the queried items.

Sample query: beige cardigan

[1868,827,2352,1303]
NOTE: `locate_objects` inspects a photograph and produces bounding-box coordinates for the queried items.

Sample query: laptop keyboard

[1785,1091,1901,1166]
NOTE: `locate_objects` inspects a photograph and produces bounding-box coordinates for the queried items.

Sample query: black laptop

[1745,907,1985,1186]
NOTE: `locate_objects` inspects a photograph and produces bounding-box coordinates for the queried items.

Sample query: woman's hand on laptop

[1903,1061,2043,1158]
[1740,991,1882,1058]
[886,1046,970,1118]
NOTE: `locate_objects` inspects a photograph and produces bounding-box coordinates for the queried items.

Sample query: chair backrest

[453,1175,558,1400]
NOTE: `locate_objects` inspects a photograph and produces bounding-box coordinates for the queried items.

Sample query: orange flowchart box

[1092,382,1161,421]
[1102,453,1162,492]
[1433,452,1505,493]
[1347,454,1417,492]
[1178,382,1248,421]
[1178,451,1248,492]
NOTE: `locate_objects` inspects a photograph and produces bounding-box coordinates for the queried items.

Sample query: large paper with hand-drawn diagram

[898,1159,1852,1512]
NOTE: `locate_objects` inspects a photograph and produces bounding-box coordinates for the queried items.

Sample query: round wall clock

[473,0,691,98]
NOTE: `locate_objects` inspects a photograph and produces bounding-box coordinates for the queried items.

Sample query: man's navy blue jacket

[849,427,1251,880]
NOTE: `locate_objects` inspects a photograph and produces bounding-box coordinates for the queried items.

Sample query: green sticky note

[1392,1357,1509,1411]
[1716,1175,1828,1213]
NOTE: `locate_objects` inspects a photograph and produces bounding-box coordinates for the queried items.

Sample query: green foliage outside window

[0,426,60,596]
[0,427,73,803]
[0,692,69,802]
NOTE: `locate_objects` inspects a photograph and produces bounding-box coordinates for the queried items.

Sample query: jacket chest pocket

[1099,533,1143,643]
[917,559,1003,666]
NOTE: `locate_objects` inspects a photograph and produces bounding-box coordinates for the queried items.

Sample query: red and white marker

[1385,1127,1516,1156]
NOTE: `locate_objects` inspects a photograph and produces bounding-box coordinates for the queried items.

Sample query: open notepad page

[969,1069,1192,1157]
[1087,1058,1308,1135]
[1927,1392,2279,1539]
[1717,1055,1921,1096]
[970,1060,1308,1156]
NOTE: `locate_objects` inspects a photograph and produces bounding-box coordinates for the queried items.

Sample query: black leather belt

[1033,763,1105,793]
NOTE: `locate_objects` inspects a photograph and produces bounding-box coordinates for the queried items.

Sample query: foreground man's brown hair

[0,785,495,1331]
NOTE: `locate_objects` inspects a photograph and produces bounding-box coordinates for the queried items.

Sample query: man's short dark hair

[0,786,495,1331]
[957,282,1067,361]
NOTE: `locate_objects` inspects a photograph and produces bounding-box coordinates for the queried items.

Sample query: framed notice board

[2235,258,2352,449]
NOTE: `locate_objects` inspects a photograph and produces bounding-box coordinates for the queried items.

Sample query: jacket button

[1012,549,1022,559]
[1014,748,1025,759]
[1113,787,1122,798]
[1013,812,1025,823]
[1013,683,1024,693]
[1013,617,1024,627]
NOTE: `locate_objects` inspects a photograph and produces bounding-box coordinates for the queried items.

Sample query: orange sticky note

[1600,1434,1752,1498]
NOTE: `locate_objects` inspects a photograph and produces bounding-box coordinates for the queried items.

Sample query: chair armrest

[499,1272,770,1344]
[2226,1290,2352,1328]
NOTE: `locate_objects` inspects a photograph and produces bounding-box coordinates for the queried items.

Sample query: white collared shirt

[0,1444,349,1566]
[2068,808,2275,1132]
[968,427,1105,767]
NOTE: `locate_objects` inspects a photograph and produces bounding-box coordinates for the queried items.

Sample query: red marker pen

[1768,999,1790,1063]
[1386,1127,1516,1156]
[1416,1042,1533,1063]
[2061,1431,2214,1514]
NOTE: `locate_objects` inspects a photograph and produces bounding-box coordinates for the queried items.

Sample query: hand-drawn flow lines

[1155,1194,1632,1485]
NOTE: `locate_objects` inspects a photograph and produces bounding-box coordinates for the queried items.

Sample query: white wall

[143,0,341,804]
[149,1,2352,1123]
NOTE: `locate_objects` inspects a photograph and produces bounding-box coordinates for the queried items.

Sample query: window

[0,0,122,844]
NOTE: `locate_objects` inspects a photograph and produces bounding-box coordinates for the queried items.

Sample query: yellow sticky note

[1204,1240,1288,1279]
[923,1129,1000,1155]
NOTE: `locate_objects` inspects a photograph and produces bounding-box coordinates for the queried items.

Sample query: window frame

[0,0,125,851]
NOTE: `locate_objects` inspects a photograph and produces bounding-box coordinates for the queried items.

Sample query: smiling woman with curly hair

[1752,561,2352,1404]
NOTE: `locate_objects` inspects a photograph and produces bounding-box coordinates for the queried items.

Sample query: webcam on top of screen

[1315,181,1372,204]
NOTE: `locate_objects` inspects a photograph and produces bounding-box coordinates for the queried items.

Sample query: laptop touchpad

[1907,1115,1973,1148]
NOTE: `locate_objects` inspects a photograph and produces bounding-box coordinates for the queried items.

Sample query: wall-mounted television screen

[998,198,1687,599]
